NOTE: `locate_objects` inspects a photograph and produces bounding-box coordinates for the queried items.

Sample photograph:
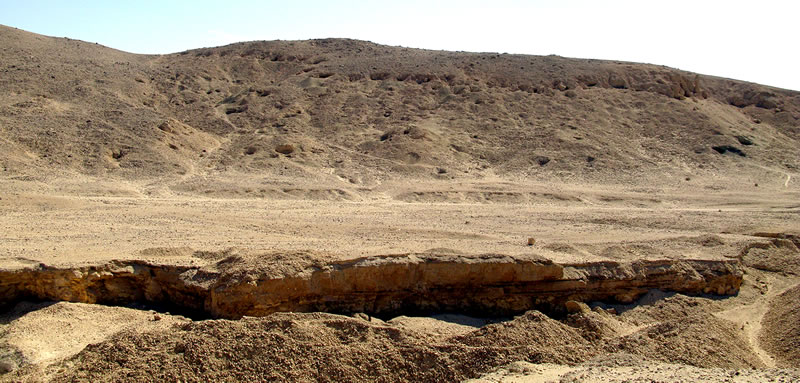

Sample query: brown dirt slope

[44,312,595,382]
[1,25,799,191]
[26,299,770,382]
[609,313,763,368]
[761,283,800,367]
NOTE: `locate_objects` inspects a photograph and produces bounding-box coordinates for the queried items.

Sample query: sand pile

[43,312,595,382]
[761,283,800,367]
[0,288,780,382]
[608,314,763,368]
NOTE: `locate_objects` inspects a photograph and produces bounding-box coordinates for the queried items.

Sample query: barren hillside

[2,24,798,195]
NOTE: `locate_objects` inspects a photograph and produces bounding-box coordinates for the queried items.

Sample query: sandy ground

[1,180,798,381]
[467,360,800,382]
[1,179,798,269]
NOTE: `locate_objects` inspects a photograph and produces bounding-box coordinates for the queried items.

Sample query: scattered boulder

[0,358,17,374]
[735,135,754,146]
[403,127,427,140]
[565,300,590,314]
[0,348,22,374]
[728,91,778,109]
[224,105,247,115]
[535,156,551,166]
[406,73,435,84]
[158,121,174,133]
[110,148,125,160]
[712,145,746,157]
[609,75,628,89]
[275,144,295,155]
[347,73,364,81]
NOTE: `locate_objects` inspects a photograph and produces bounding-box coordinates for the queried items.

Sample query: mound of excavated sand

[608,313,764,368]
[761,283,800,367]
[16,304,766,382]
[0,302,186,377]
[41,311,598,382]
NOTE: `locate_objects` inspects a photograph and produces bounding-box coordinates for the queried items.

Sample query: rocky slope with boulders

[2,25,798,192]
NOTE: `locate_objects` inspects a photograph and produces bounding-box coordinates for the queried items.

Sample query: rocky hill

[1,25,798,194]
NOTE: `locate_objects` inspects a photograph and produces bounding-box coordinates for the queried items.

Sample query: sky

[1,0,798,91]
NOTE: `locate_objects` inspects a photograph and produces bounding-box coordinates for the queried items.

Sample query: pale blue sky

[1,0,798,90]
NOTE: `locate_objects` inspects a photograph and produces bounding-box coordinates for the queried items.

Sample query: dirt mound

[761,283,800,367]
[741,236,800,275]
[609,313,763,368]
[568,291,765,369]
[617,291,716,325]
[45,312,591,382]
[27,302,769,382]
[0,302,186,376]
[451,311,597,364]
[2,284,784,382]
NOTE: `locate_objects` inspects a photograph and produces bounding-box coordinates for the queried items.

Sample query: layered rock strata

[0,254,743,319]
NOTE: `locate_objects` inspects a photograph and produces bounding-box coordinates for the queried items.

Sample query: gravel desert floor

[2,179,798,267]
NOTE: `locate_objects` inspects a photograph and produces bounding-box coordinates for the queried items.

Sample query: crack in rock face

[0,253,743,319]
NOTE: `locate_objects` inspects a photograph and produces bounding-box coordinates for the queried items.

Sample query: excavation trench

[0,253,744,320]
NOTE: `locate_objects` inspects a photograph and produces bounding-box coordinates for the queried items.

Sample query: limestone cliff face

[208,255,565,317]
[0,253,743,319]
[0,263,214,314]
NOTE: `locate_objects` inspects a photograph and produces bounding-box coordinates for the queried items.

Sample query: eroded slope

[1,25,798,192]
